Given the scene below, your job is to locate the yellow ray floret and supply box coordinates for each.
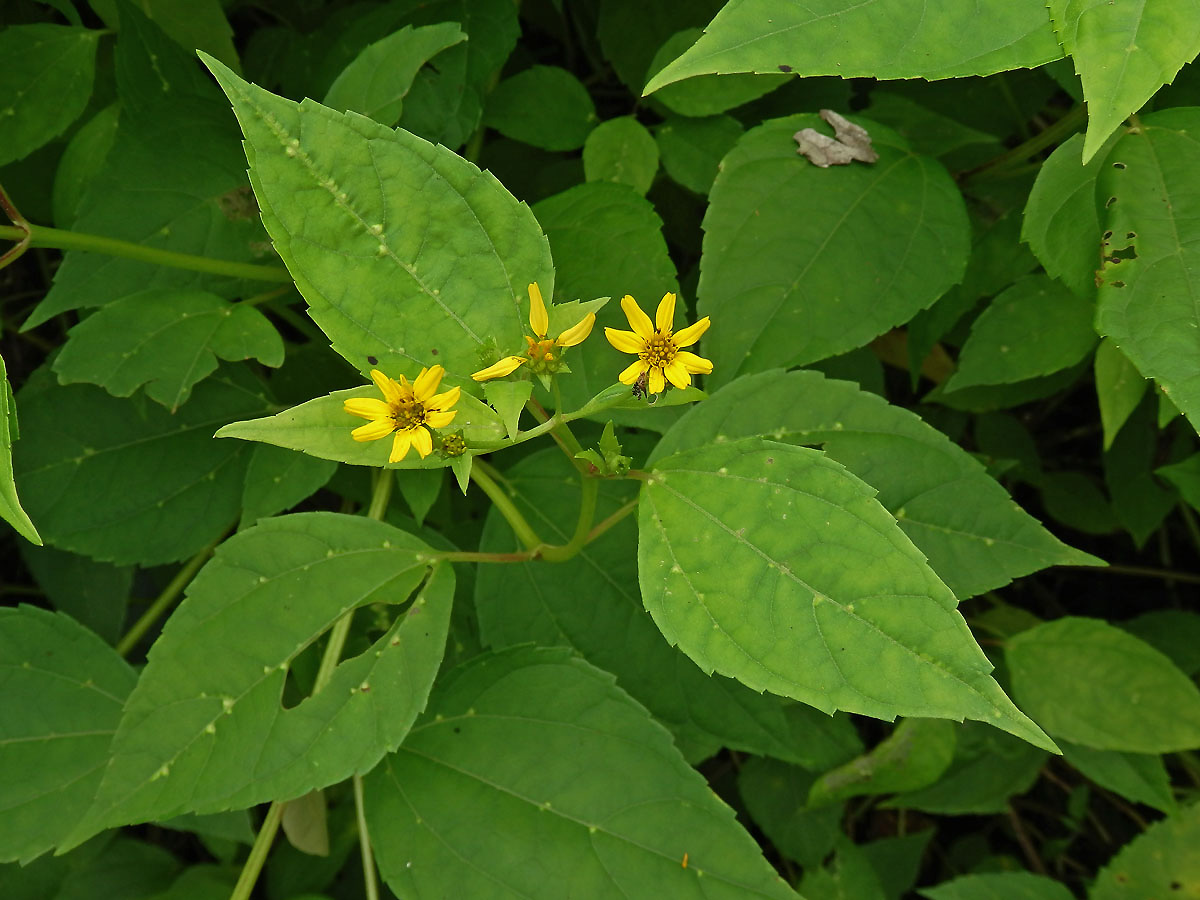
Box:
[344,366,461,463]
[604,292,712,395]
[471,282,596,381]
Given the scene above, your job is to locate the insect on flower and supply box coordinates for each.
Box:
[605,292,712,395]
[344,366,460,463]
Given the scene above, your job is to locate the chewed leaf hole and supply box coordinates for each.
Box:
[1106,196,1118,208]
[1126,231,1136,240]
[1110,280,1126,288]
[1110,245,1138,261]
[1112,161,1127,169]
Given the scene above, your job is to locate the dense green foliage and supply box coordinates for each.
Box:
[2,0,1199,898]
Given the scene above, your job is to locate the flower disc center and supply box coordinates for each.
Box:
[640,333,677,367]
[392,400,427,430]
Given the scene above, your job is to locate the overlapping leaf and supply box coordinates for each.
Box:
[1060,742,1175,814]
[651,370,1097,599]
[0,24,100,166]
[365,647,799,899]
[201,54,552,384]
[1091,803,1200,900]
[475,450,864,766]
[484,65,597,151]
[0,354,40,545]
[642,0,1063,94]
[1007,616,1200,752]
[1047,0,1200,162]
[53,289,284,410]
[698,115,969,384]
[0,606,137,864]
[583,117,660,195]
[11,369,264,565]
[639,437,1056,750]
[65,513,453,847]
[239,445,338,526]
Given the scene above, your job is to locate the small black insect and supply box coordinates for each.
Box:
[631,370,650,400]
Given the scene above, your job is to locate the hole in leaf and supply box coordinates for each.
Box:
[1126,231,1136,239]
[1111,245,1138,261]
[1110,281,1126,288]
[1112,161,1126,169]
[1106,196,1117,207]
[1103,230,1114,240]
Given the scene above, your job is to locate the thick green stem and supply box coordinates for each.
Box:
[470,460,544,551]
[960,104,1088,183]
[354,774,380,900]
[0,222,292,282]
[115,530,227,657]
[540,473,598,562]
[231,472,392,900]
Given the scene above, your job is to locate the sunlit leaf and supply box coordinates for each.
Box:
[1091,803,1200,900]
[639,437,1056,751]
[65,513,452,845]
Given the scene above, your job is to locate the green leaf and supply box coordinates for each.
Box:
[651,370,1098,599]
[12,370,263,565]
[201,53,553,384]
[800,837,887,900]
[699,115,969,384]
[0,24,100,166]
[484,65,598,151]
[1060,741,1175,814]
[1094,109,1200,433]
[642,0,1063,94]
[1047,0,1200,162]
[1006,616,1200,752]
[1022,133,1110,299]
[51,102,120,227]
[216,385,504,469]
[918,871,1075,900]
[640,437,1056,751]
[655,114,744,195]
[737,758,844,869]
[96,0,240,72]
[323,23,466,127]
[883,722,1046,815]
[1095,338,1148,449]
[365,646,799,899]
[863,93,1002,162]
[597,0,725,95]
[1091,802,1200,900]
[66,513,452,845]
[54,290,284,411]
[239,444,338,527]
[0,606,137,864]
[481,380,532,440]
[1104,394,1175,546]
[0,354,41,545]
[395,468,443,527]
[19,544,131,644]
[583,117,660,196]
[647,29,787,117]
[475,449,865,767]
[808,719,957,806]
[944,274,1098,391]
[859,831,935,900]
[1120,609,1200,676]
[394,0,519,150]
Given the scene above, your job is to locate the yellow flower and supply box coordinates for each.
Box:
[604,292,712,395]
[471,282,596,381]
[344,366,460,463]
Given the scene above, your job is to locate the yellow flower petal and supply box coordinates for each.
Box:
[371,369,404,404]
[604,327,644,354]
[556,312,595,347]
[471,356,527,381]
[647,366,666,395]
[671,316,710,348]
[411,426,434,459]
[344,397,392,420]
[427,385,461,411]
[676,350,713,374]
[389,430,412,462]
[620,294,654,339]
[618,358,648,385]
[352,419,395,442]
[426,409,457,429]
[655,292,676,333]
[413,364,444,400]
[664,359,691,389]
[528,282,549,338]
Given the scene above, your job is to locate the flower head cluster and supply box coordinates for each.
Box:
[605,292,712,395]
[344,366,460,463]
[472,282,595,381]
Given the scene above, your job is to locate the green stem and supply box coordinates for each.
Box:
[0,222,292,282]
[959,104,1088,182]
[1068,563,1200,586]
[230,802,286,900]
[539,473,598,562]
[231,472,392,900]
[585,498,638,544]
[354,774,380,900]
[469,460,544,551]
[1178,503,1200,557]
[115,530,226,657]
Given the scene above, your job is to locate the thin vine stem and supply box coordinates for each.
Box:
[0,221,292,282]
[354,774,380,900]
[469,459,544,551]
[1066,562,1200,586]
[958,103,1088,183]
[115,529,229,657]
[229,801,285,900]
